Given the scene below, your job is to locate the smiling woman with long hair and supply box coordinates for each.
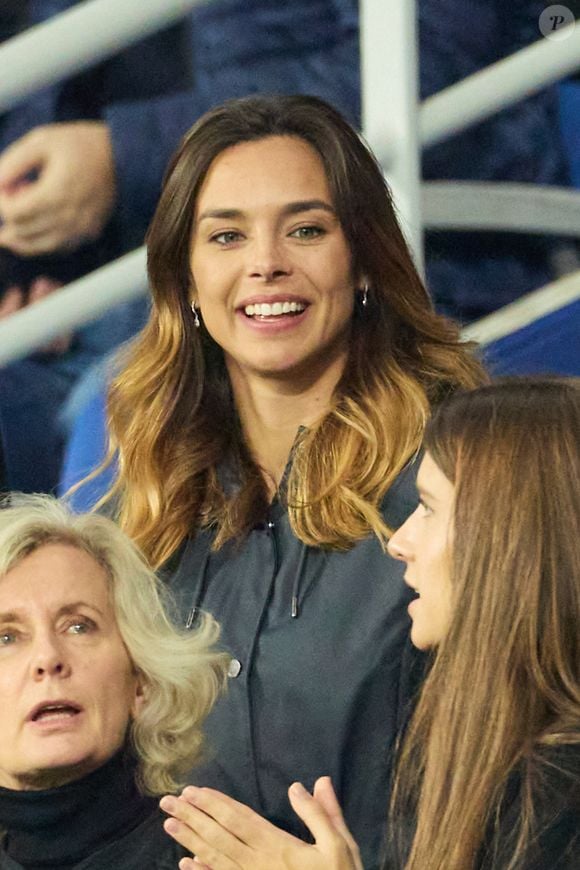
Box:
[160,377,579,870]
[96,94,484,867]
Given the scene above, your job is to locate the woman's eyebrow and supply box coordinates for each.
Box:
[198,208,243,222]
[416,485,438,503]
[0,610,20,623]
[0,602,106,622]
[282,199,336,216]
[57,602,105,618]
[197,199,336,223]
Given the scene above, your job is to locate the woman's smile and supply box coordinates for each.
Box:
[236,292,310,333]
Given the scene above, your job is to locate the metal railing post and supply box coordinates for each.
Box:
[360,0,423,271]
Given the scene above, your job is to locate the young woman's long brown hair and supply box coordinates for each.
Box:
[104,95,484,568]
[391,378,580,869]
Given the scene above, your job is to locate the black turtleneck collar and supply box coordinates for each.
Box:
[0,749,157,869]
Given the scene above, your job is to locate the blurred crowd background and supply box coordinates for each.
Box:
[0,0,578,496]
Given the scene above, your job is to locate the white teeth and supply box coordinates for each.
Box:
[244,301,306,317]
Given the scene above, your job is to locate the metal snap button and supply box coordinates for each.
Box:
[227,658,242,678]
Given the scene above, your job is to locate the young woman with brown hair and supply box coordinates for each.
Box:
[161,378,580,869]
[387,376,580,870]
[99,94,483,868]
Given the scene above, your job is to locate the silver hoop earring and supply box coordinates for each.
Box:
[191,301,200,329]
[361,283,369,307]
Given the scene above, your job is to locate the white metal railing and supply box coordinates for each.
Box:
[0,1,579,365]
[0,0,207,115]
[422,183,580,236]
[0,249,147,364]
[361,1,422,265]
[421,21,580,148]
[463,270,580,345]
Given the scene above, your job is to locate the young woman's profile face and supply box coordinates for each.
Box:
[0,544,142,789]
[388,453,455,650]
[189,135,356,386]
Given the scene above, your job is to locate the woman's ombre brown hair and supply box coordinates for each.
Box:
[103,95,484,567]
[391,377,580,869]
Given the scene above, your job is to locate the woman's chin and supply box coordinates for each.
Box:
[1,746,107,791]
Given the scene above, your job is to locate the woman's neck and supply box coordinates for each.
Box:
[0,749,155,867]
[227,359,345,492]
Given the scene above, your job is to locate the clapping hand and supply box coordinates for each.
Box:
[160,776,363,870]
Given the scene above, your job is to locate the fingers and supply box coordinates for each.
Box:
[161,794,245,870]
[161,787,306,870]
[0,223,80,256]
[0,277,70,353]
[0,122,115,255]
[288,781,361,869]
[0,132,45,192]
[287,782,340,848]
[179,786,297,849]
[310,779,362,870]
[179,859,212,870]
[0,286,24,318]
[312,778,351,838]
[28,277,61,302]
[28,278,72,354]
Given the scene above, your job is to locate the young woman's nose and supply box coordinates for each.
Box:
[247,233,291,281]
[387,519,414,563]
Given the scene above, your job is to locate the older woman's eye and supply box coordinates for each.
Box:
[0,631,17,646]
[290,225,324,240]
[67,619,96,636]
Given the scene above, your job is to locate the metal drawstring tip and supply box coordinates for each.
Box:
[186,607,197,629]
[291,596,299,618]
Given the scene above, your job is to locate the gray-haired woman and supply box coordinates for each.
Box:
[0,494,228,869]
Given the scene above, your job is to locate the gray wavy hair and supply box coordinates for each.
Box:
[0,494,228,795]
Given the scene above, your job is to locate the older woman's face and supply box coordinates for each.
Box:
[0,543,142,790]
[190,135,356,387]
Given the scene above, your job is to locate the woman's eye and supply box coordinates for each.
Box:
[66,619,96,636]
[0,631,17,646]
[211,231,242,246]
[290,225,324,240]
[419,500,433,518]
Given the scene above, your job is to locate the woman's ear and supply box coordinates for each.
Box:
[131,676,147,719]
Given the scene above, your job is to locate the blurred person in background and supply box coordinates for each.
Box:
[0,7,193,492]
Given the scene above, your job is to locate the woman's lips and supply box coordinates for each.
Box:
[26,700,83,728]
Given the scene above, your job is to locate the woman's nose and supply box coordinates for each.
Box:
[247,235,291,281]
[387,523,412,563]
[32,635,70,680]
